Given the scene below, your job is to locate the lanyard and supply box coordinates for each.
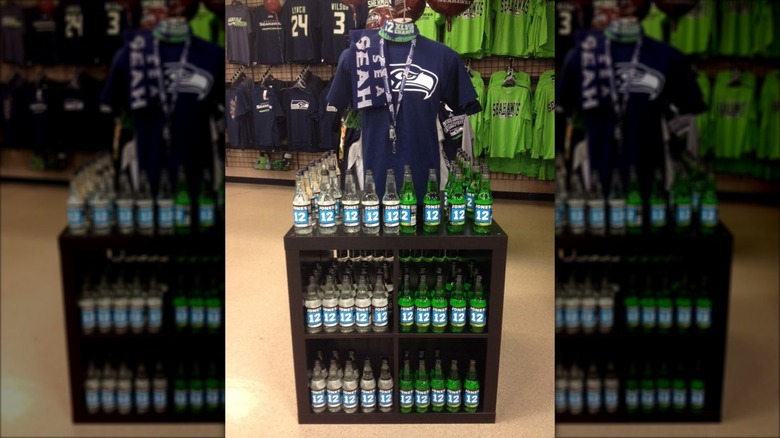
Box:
[153,36,190,152]
[379,37,416,154]
[604,36,642,152]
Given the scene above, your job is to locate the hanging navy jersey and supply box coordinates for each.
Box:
[555,0,593,67]
[251,85,284,149]
[251,5,285,65]
[283,87,319,150]
[282,0,321,64]
[96,1,132,65]
[24,7,60,66]
[319,82,342,151]
[19,79,65,153]
[320,0,367,65]
[0,4,25,66]
[58,0,99,64]
[226,2,252,65]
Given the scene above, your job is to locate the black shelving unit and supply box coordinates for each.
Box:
[284,222,508,424]
[555,223,733,423]
[58,228,225,423]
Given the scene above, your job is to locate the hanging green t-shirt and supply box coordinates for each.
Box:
[444,0,491,58]
[641,3,665,41]
[753,0,776,57]
[469,69,487,157]
[669,0,714,55]
[718,0,756,57]
[416,5,444,42]
[190,3,225,46]
[709,70,758,158]
[532,70,555,160]
[483,71,532,159]
[529,0,554,57]
[758,70,780,160]
[492,0,533,56]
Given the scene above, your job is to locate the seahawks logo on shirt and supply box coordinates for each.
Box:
[460,1,484,19]
[161,62,214,101]
[614,62,666,101]
[291,99,310,110]
[227,17,248,27]
[389,64,439,100]
[500,0,528,15]
[256,102,272,113]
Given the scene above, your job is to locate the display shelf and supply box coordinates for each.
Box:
[72,412,225,424]
[285,221,508,424]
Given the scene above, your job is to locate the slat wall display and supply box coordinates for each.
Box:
[224,0,554,195]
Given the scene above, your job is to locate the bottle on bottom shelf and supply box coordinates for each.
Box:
[312,351,392,414]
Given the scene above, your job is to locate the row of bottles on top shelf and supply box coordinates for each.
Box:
[555,266,714,335]
[556,162,719,235]
[85,358,224,415]
[79,254,224,335]
[555,359,707,415]
[293,151,494,236]
[67,153,223,235]
[307,349,481,414]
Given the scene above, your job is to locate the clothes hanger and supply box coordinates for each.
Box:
[503,58,516,87]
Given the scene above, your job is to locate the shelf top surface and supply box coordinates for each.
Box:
[59,227,225,249]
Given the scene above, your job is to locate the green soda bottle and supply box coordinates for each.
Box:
[189,363,204,414]
[695,275,713,332]
[398,273,414,333]
[423,169,441,233]
[399,359,414,413]
[673,167,692,231]
[469,274,488,333]
[445,359,462,413]
[690,361,705,412]
[188,275,205,334]
[466,164,480,219]
[674,275,693,332]
[198,169,216,232]
[625,362,639,414]
[174,165,191,234]
[649,169,667,231]
[447,168,466,233]
[414,274,431,333]
[205,275,222,334]
[414,358,430,413]
[624,273,640,332]
[174,363,187,413]
[626,165,643,233]
[672,362,688,412]
[463,359,480,413]
[399,165,417,234]
[431,274,448,333]
[640,274,657,333]
[657,274,674,334]
[657,362,671,412]
[640,362,655,414]
[449,274,467,333]
[462,156,472,193]
[430,358,446,412]
[205,363,220,413]
[173,275,189,332]
[473,165,493,234]
[699,166,718,232]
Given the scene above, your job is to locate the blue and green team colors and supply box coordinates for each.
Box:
[718,0,759,57]
[444,0,491,58]
[668,0,714,55]
[469,70,487,157]
[758,71,780,160]
[640,3,665,42]
[528,0,554,57]
[532,70,555,160]
[416,5,444,42]
[492,0,533,56]
[482,71,532,159]
[707,71,758,159]
[226,2,252,65]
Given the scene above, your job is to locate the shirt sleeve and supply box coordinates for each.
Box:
[557,46,581,115]
[100,46,129,112]
[442,50,481,116]
[326,48,352,110]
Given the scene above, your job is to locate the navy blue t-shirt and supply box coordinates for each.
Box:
[24,7,60,66]
[282,86,319,150]
[96,0,132,65]
[251,85,284,149]
[282,0,321,63]
[19,78,65,153]
[319,82,341,151]
[58,0,100,65]
[251,4,285,65]
[320,0,367,65]
[558,30,705,195]
[327,31,480,199]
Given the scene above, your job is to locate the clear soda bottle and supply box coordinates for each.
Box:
[382,169,401,234]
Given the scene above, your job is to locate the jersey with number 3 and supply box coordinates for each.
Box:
[283,0,321,64]
[321,0,366,65]
[97,1,130,64]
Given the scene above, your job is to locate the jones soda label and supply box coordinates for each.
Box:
[464,388,479,408]
[399,305,414,326]
[626,205,642,226]
[691,388,705,408]
[326,388,341,408]
[86,389,99,411]
[342,388,358,409]
[174,205,190,226]
[81,309,96,330]
[360,388,376,407]
[399,389,414,408]
[159,205,174,227]
[113,307,128,327]
[68,206,85,228]
[568,390,582,411]
[568,205,585,228]
[626,305,640,327]
[626,389,639,409]
[129,307,144,328]
[446,388,461,407]
[97,306,111,328]
[696,306,712,328]
[338,305,355,327]
[642,306,656,326]
[449,203,466,225]
[174,389,187,408]
[373,305,388,326]
[117,390,131,411]
[466,192,475,211]
[673,388,687,408]
[564,306,580,328]
[93,206,110,228]
[189,391,202,408]
[118,205,133,227]
[658,307,673,328]
[658,388,671,407]
[137,205,154,228]
[424,204,440,225]
[384,204,400,227]
[474,204,492,226]
[432,307,447,327]
[650,203,666,226]
[600,307,613,328]
[318,204,336,227]
[555,389,566,409]
[148,307,162,327]
[605,389,618,410]
[101,389,115,409]
[701,205,717,227]
[641,389,655,407]
[153,389,167,408]
[414,389,429,407]
[175,305,188,327]
[469,306,486,328]
[293,205,310,227]
[322,305,338,328]
[207,389,219,407]
[677,305,692,327]
[415,306,430,325]
[587,389,601,409]
[355,305,371,327]
[363,204,380,227]
[431,388,445,407]
[609,204,625,227]
[200,205,215,226]
[450,306,466,327]
[400,204,416,226]
[589,206,605,227]
[379,388,393,408]
[191,306,205,327]
[306,307,322,328]
[343,203,360,226]
[207,307,222,328]
[676,204,691,226]
[581,305,596,329]
[136,390,150,410]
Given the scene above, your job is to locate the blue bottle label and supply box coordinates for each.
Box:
[626,305,640,327]
[153,389,167,408]
[129,308,144,328]
[207,307,222,328]
[137,206,154,228]
[609,206,625,227]
[673,388,687,407]
[642,306,656,326]
[158,206,173,227]
[93,206,110,228]
[589,206,605,227]
[363,204,380,226]
[373,305,388,326]
[658,388,671,407]
[696,307,712,328]
[431,388,445,406]
[555,389,566,409]
[148,307,162,327]
[469,306,486,328]
[174,205,190,226]
[338,305,355,326]
[701,205,717,227]
[650,203,666,226]
[587,389,601,409]
[200,205,215,225]
[432,306,448,327]
[190,306,205,326]
[676,306,692,327]
[318,204,336,227]
[101,389,115,408]
[86,389,99,410]
[135,390,150,410]
[206,389,219,407]
[691,389,705,408]
[400,204,416,226]
[68,206,84,227]
[379,388,393,407]
[360,388,376,407]
[450,306,466,326]
[113,307,128,326]
[97,307,112,327]
[118,206,133,227]
[466,192,475,210]
[415,306,431,325]
[355,305,371,327]
[424,204,440,226]
[658,308,673,328]
[449,203,466,225]
[600,307,614,328]
[189,390,202,408]
[474,204,492,226]
[322,306,338,327]
[415,389,429,407]
[326,388,341,408]
[117,390,131,410]
[342,388,358,409]
[605,389,618,409]
[343,204,360,226]
[626,205,642,226]
[626,389,639,408]
[581,307,596,329]
[175,305,188,326]
[399,389,414,408]
[641,389,655,407]
[81,309,96,330]
[174,389,187,408]
[564,306,580,328]
[464,388,479,408]
[384,204,400,227]
[306,307,322,328]
[400,305,414,325]
[446,388,461,407]
[676,203,691,225]
[568,390,582,410]
[568,206,585,228]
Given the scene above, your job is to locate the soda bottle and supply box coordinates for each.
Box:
[626,165,643,233]
[672,362,688,412]
[136,170,154,235]
[85,361,100,414]
[317,169,337,234]
[304,275,323,334]
[466,164,480,219]
[580,274,597,334]
[608,168,626,235]
[173,275,188,332]
[360,359,377,413]
[100,361,117,413]
[430,358,446,412]
[604,362,619,413]
[399,358,414,413]
[673,166,692,231]
[112,273,129,334]
[292,169,313,234]
[342,360,359,414]
[690,361,705,412]
[640,362,655,413]
[116,174,134,234]
[674,275,693,332]
[146,275,163,333]
[695,275,712,332]
[173,363,188,413]
[361,170,381,234]
[152,361,168,413]
[354,277,372,332]
[378,358,394,412]
[189,276,205,334]
[205,276,222,334]
[382,169,401,234]
[414,358,430,413]
[310,361,327,413]
[657,275,674,333]
[174,165,191,234]
[585,361,602,414]
[415,274,432,333]
[371,276,389,332]
[115,362,133,415]
[563,275,581,334]
[341,170,361,233]
[555,362,568,413]
[67,179,87,234]
[338,276,356,333]
[447,168,466,233]
[586,170,606,235]
[96,272,113,334]
[555,166,568,234]
[568,362,584,415]
[463,359,480,413]
[699,165,718,231]
[128,273,145,334]
[328,165,342,226]
[624,272,640,332]
[597,275,615,333]
[445,359,462,413]
[625,362,640,414]
[449,274,467,333]
[640,274,657,332]
[649,169,667,231]
[197,169,216,232]
[79,276,96,335]
[473,165,493,234]
[326,361,342,412]
[398,273,415,333]
[205,363,220,413]
[567,174,586,235]
[469,274,487,333]
[321,276,339,333]
[657,362,671,412]
[431,274,448,333]
[91,178,111,235]
[134,362,150,414]
[423,169,441,233]
[157,169,174,234]
[400,165,418,234]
